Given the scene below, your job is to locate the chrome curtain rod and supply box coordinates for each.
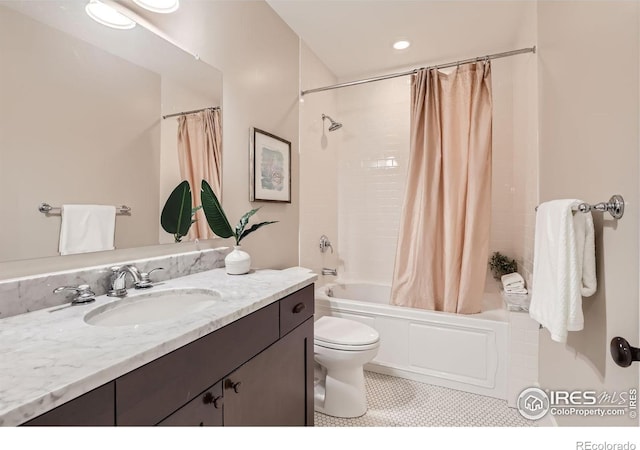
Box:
[301,46,536,96]
[162,106,220,120]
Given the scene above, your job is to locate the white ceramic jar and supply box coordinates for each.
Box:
[225,246,251,275]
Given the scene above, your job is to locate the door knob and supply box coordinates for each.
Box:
[225,379,242,393]
[610,337,640,367]
[202,391,222,408]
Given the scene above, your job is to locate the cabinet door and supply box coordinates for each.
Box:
[223,317,313,426]
[157,381,223,426]
[116,302,279,425]
[23,382,115,426]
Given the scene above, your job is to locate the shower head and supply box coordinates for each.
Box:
[322,114,342,132]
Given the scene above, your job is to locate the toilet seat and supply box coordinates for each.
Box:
[314,340,380,352]
[314,316,379,351]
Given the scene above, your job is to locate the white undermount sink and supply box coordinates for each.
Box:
[84,288,221,327]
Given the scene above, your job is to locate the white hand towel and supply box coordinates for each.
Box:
[59,205,116,256]
[529,199,596,343]
[573,208,597,297]
[501,272,525,288]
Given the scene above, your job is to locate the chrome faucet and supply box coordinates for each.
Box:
[108,265,140,297]
[108,265,164,297]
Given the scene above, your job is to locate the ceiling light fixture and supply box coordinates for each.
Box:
[133,0,180,14]
[85,0,136,29]
[393,40,411,50]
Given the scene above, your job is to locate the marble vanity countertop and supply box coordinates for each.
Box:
[0,267,317,426]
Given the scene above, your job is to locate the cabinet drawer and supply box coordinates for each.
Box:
[158,382,223,426]
[116,302,279,426]
[24,382,115,426]
[279,284,314,337]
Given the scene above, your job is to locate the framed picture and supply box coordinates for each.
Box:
[250,127,291,203]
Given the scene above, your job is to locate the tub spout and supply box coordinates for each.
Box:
[322,267,337,276]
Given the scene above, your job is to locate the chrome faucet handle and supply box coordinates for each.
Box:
[53,284,96,305]
[135,267,164,289]
[319,235,334,254]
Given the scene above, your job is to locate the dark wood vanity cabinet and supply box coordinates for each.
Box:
[223,318,313,426]
[23,284,314,427]
[157,381,223,426]
[24,382,115,426]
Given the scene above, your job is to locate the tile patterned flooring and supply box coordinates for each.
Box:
[314,371,537,427]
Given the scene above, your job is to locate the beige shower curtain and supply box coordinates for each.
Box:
[390,62,492,314]
[177,108,222,240]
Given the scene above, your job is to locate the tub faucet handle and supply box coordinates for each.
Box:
[319,235,333,254]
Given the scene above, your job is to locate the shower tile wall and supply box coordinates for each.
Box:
[336,77,410,283]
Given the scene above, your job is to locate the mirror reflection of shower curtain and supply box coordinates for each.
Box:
[390,62,492,314]
[177,108,222,240]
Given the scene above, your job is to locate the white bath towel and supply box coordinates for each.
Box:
[529,199,596,343]
[59,205,116,256]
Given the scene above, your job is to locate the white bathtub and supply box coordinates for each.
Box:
[315,282,509,400]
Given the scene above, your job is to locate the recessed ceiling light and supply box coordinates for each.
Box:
[85,0,136,29]
[133,0,180,14]
[393,40,411,50]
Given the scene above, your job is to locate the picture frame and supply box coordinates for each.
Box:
[249,127,291,203]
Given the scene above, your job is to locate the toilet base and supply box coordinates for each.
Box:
[314,366,368,418]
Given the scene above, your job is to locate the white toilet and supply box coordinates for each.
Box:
[313,316,380,418]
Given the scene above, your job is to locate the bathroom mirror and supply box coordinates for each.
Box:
[0,1,222,263]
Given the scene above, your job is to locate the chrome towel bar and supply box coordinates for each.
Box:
[38,203,131,215]
[535,194,625,219]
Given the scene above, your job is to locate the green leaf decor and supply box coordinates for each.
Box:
[201,179,278,245]
[161,180,193,243]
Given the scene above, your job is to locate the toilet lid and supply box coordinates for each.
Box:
[314,316,379,346]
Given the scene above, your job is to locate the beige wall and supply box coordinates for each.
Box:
[537,1,639,426]
[299,42,339,279]
[0,6,160,263]
[125,0,300,270]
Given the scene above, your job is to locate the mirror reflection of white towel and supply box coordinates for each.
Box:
[59,205,116,255]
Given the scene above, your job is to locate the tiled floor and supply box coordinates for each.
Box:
[314,371,537,427]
